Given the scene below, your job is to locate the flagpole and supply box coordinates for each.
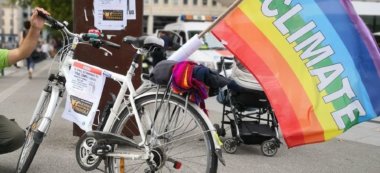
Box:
[198,0,243,38]
[168,0,243,62]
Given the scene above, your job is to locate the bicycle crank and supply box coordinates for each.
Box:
[75,131,140,171]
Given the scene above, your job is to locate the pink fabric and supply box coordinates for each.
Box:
[171,61,208,115]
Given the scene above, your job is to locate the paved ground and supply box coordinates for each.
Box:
[0,59,380,173]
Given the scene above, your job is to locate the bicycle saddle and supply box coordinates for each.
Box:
[123,35,147,48]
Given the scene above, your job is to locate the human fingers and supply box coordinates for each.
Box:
[30,7,49,30]
[32,7,50,16]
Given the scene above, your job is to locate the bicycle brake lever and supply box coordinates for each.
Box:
[77,42,112,56]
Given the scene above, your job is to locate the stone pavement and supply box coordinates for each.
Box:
[0,58,379,173]
[338,116,380,146]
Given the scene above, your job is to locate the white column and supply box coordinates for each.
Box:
[147,15,154,35]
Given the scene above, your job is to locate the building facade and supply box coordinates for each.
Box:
[143,0,380,35]
[0,5,24,48]
[143,0,228,35]
[352,0,380,33]
[1,0,379,43]
[0,0,31,49]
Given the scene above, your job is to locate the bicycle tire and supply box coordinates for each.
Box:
[16,131,43,173]
[16,91,51,173]
[107,93,218,173]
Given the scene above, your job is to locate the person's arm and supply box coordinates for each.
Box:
[7,7,49,65]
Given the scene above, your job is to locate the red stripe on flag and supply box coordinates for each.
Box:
[216,50,233,57]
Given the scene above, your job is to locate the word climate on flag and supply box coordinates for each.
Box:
[212,0,380,147]
[262,1,366,129]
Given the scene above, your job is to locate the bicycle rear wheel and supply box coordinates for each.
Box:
[16,90,51,173]
[107,93,218,173]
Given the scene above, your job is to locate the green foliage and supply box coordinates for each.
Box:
[3,0,73,40]
[30,0,73,38]
[31,0,73,27]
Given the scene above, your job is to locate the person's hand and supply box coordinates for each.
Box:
[30,7,50,31]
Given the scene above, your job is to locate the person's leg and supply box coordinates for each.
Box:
[30,60,35,73]
[27,58,33,79]
[0,115,25,154]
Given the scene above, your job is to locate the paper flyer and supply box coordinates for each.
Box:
[62,61,106,131]
[93,0,129,30]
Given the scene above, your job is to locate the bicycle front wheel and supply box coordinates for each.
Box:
[107,93,218,173]
[16,89,51,173]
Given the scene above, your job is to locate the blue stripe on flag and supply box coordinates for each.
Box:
[313,0,380,119]
[291,0,378,120]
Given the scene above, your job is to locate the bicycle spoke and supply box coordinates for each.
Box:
[126,161,145,173]
[107,94,217,172]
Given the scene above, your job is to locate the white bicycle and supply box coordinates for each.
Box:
[16,12,224,173]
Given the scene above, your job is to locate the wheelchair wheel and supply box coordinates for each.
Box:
[261,139,278,157]
[223,138,238,154]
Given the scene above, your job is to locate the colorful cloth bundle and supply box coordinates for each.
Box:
[171,61,209,114]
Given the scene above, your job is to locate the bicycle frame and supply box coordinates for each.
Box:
[29,26,223,164]
[60,37,153,152]
[16,12,227,173]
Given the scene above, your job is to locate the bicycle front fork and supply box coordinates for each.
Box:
[30,84,64,137]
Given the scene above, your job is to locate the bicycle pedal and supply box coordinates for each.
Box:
[93,144,112,156]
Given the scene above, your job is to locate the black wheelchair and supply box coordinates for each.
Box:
[214,57,282,156]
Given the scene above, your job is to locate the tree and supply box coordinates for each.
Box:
[7,0,73,47]
[28,0,73,39]
[7,0,73,29]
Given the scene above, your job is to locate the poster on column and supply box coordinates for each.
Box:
[93,0,129,30]
[62,61,106,131]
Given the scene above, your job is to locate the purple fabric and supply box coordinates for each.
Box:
[171,61,208,105]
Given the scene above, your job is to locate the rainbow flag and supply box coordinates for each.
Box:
[212,0,380,147]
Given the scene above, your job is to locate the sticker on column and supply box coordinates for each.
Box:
[62,61,106,131]
[126,0,136,20]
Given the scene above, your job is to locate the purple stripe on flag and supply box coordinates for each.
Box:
[341,0,380,76]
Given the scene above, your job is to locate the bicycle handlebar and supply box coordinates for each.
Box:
[37,10,121,49]
[37,10,65,30]
[86,38,121,49]
[103,40,121,49]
